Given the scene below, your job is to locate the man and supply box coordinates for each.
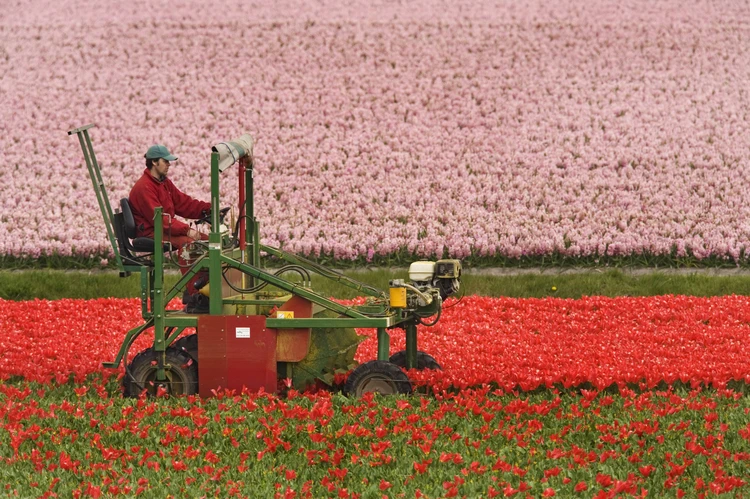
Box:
[129,144,210,312]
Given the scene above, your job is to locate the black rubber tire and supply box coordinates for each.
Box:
[344,360,412,397]
[389,350,442,370]
[173,334,198,362]
[123,347,198,398]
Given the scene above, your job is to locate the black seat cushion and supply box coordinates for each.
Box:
[120,198,138,239]
[132,237,156,252]
[130,237,172,252]
[119,198,173,253]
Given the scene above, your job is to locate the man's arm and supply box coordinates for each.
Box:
[169,181,212,222]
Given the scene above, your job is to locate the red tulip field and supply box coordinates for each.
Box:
[2,295,750,497]
[4,0,750,496]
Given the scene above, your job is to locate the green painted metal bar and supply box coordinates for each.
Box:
[165,326,187,347]
[152,208,165,349]
[163,315,198,327]
[163,327,175,347]
[149,267,156,314]
[152,208,168,382]
[83,131,117,231]
[210,152,221,235]
[261,245,385,299]
[223,299,287,306]
[253,219,260,286]
[220,255,371,319]
[159,309,397,329]
[377,328,390,361]
[405,322,418,369]
[147,242,209,321]
[102,318,154,369]
[68,124,95,135]
[209,152,223,315]
[267,318,393,328]
[163,256,207,305]
[140,268,150,319]
[68,125,124,270]
[209,246,223,316]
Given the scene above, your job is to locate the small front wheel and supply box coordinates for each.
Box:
[344,360,412,397]
[123,347,198,397]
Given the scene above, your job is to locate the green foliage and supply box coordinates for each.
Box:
[0,270,180,300]
[1,377,749,498]
[461,269,750,299]
[4,268,750,301]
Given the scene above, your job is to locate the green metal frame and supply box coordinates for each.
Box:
[70,125,429,383]
[68,125,124,271]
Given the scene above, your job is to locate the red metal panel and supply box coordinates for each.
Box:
[197,315,276,397]
[226,316,276,393]
[274,295,312,362]
[196,315,227,398]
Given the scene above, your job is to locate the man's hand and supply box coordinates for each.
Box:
[187,228,203,240]
[195,207,230,226]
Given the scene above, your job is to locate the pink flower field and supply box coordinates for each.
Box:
[2,0,750,262]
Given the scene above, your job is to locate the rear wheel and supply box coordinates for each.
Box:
[344,360,412,397]
[389,350,441,370]
[173,333,198,361]
[123,347,198,397]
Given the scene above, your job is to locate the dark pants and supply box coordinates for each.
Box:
[165,233,208,296]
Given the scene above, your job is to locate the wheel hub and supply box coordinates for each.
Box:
[357,375,397,396]
[141,366,183,395]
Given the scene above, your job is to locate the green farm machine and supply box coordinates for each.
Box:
[68,125,461,397]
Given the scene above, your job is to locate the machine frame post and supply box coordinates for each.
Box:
[405,321,418,369]
[209,152,223,315]
[377,328,390,361]
[139,268,150,318]
[152,207,168,382]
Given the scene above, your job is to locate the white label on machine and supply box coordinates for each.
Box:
[235,327,250,339]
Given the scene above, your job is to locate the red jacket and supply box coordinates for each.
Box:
[129,169,211,238]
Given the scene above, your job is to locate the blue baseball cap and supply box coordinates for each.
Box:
[145,144,178,161]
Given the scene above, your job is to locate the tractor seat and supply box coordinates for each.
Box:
[115,198,172,266]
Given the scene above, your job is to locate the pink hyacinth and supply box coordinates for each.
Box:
[1,0,749,262]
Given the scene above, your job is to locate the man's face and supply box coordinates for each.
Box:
[151,158,171,179]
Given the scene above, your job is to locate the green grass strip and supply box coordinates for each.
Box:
[2,268,750,301]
